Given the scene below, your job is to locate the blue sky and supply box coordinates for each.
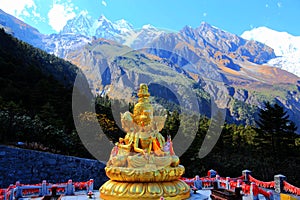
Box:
[0,0,299,36]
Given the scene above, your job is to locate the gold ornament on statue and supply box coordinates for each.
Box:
[100,83,190,200]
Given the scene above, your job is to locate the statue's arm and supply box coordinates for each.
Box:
[133,134,145,154]
[157,133,165,149]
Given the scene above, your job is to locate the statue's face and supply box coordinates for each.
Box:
[140,84,148,93]
[121,112,133,131]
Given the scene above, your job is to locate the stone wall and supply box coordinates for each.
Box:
[0,145,108,188]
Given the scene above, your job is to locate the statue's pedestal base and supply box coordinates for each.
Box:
[100,180,190,199]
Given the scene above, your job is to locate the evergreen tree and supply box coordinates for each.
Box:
[256,102,297,152]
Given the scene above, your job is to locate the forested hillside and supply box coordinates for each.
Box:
[0,28,90,157]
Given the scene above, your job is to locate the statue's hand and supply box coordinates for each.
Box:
[142,149,148,155]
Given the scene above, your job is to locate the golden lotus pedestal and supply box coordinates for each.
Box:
[100,165,191,199]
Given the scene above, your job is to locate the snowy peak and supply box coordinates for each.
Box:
[61,10,94,36]
[61,13,134,38]
[96,14,114,28]
[98,14,108,21]
[241,26,300,77]
[141,24,157,30]
[241,26,300,56]
[115,19,134,33]
[94,15,119,38]
[59,12,161,48]
[96,16,134,33]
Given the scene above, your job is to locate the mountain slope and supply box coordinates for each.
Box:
[0,28,96,158]
[142,22,292,87]
[64,38,210,110]
[0,9,43,49]
[42,33,91,58]
[63,34,300,130]
[0,28,78,87]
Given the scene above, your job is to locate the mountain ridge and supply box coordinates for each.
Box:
[1,9,300,131]
[0,9,44,49]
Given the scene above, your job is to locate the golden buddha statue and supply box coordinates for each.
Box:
[100,83,190,200]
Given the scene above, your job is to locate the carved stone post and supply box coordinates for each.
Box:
[226,177,230,190]
[39,180,49,196]
[215,175,220,189]
[87,179,94,194]
[274,174,286,193]
[15,181,22,199]
[65,179,75,195]
[242,170,251,182]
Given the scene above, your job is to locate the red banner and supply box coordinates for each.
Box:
[249,175,275,188]
[283,181,300,196]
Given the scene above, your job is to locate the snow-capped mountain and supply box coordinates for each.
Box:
[241,27,300,77]
[61,13,134,39]
[59,13,165,49]
[114,19,134,33]
[61,10,94,36]
[94,15,121,39]
[123,24,165,49]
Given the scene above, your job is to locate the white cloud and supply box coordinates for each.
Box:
[203,12,207,17]
[0,0,36,18]
[48,3,76,32]
[102,0,107,7]
[22,10,30,17]
[0,0,44,25]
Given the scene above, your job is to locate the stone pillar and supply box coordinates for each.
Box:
[242,170,251,182]
[215,175,220,189]
[87,179,94,194]
[15,181,22,199]
[226,177,230,190]
[65,179,75,195]
[274,174,286,193]
[39,180,49,196]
